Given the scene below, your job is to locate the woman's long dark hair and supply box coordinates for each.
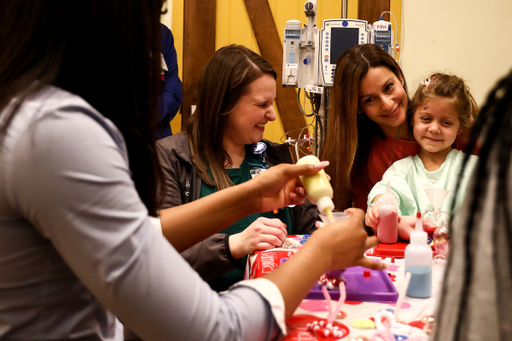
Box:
[0,0,163,215]
[436,70,512,340]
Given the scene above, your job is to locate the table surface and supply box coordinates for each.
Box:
[247,236,446,341]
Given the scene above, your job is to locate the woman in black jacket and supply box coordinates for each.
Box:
[157,45,320,292]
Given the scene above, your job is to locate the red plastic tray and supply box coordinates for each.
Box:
[369,241,409,258]
[368,239,436,259]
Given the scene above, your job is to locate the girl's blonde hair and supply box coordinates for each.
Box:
[409,73,479,130]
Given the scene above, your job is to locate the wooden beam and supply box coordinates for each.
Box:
[243,0,308,140]
[358,0,390,24]
[181,0,216,127]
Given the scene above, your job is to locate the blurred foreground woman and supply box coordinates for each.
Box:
[0,1,384,340]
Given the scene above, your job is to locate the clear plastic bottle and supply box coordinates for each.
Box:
[433,220,450,261]
[296,155,334,218]
[376,182,398,244]
[405,212,433,298]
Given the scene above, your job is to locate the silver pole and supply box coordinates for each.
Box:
[341,0,348,19]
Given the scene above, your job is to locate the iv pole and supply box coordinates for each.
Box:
[302,0,349,157]
[315,0,348,156]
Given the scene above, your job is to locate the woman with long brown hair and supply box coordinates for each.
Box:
[157,44,320,292]
[321,44,418,212]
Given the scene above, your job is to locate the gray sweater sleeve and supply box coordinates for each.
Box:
[156,138,235,279]
[4,94,283,341]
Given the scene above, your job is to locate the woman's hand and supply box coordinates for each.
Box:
[304,208,384,272]
[228,217,287,259]
[250,162,329,213]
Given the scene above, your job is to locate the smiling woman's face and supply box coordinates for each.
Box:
[358,66,408,132]
[223,74,277,147]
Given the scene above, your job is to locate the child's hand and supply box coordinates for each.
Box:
[422,217,438,234]
[397,216,415,240]
[397,216,437,240]
[365,203,381,228]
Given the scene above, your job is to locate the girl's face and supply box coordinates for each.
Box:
[223,74,277,147]
[412,98,460,158]
[358,66,408,132]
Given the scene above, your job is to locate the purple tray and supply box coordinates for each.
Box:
[305,266,398,303]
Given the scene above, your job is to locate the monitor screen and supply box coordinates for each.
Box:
[286,29,301,35]
[329,27,359,63]
[375,31,390,38]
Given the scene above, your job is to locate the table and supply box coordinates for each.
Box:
[246,236,446,340]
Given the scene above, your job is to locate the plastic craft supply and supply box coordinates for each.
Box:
[374,309,411,335]
[433,221,450,262]
[318,275,346,336]
[394,272,412,322]
[352,319,375,329]
[369,241,409,258]
[285,314,349,340]
[281,241,297,249]
[319,211,351,224]
[421,314,436,335]
[327,282,346,325]
[318,271,345,291]
[377,182,399,244]
[423,188,450,227]
[296,155,334,217]
[306,320,347,338]
[369,239,436,259]
[307,265,398,302]
[405,212,433,298]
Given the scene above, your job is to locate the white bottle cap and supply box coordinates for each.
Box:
[381,193,394,205]
[317,196,335,214]
[410,230,428,245]
[382,181,394,205]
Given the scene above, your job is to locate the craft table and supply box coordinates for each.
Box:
[246,236,446,341]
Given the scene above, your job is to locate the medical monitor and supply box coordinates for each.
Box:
[320,19,370,86]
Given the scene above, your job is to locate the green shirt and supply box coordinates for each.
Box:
[200,152,292,292]
[367,149,478,217]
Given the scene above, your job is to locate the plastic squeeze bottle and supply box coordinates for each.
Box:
[404,212,433,298]
[376,182,398,244]
[296,155,335,221]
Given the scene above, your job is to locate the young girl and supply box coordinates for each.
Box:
[365,73,479,239]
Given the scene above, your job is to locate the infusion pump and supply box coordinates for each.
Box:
[283,18,392,89]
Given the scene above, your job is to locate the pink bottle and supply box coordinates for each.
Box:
[377,182,398,244]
